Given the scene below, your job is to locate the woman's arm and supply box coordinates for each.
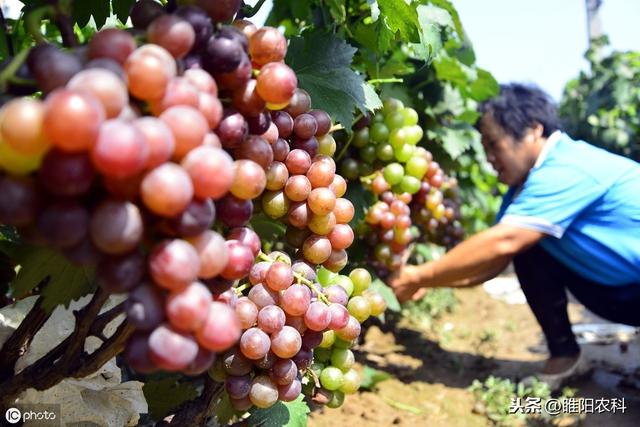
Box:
[389,223,544,302]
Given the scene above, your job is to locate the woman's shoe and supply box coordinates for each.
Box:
[519,352,591,391]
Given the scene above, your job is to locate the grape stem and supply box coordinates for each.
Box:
[241,0,269,18]
[335,113,365,161]
[0,48,30,92]
[24,5,54,44]
[257,251,331,305]
[234,283,249,295]
[368,78,403,85]
[335,131,354,162]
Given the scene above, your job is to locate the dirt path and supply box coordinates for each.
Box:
[308,281,640,427]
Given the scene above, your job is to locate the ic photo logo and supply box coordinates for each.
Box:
[5,407,21,424]
[4,406,58,424]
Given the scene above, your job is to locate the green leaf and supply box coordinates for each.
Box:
[143,377,199,421]
[0,226,19,242]
[215,392,237,425]
[439,127,473,159]
[248,395,310,427]
[1,243,95,313]
[250,213,287,241]
[343,180,376,228]
[411,5,442,62]
[360,365,392,390]
[468,68,499,101]
[325,0,346,24]
[424,0,464,37]
[286,30,382,126]
[377,0,420,43]
[73,0,110,29]
[370,278,401,312]
[434,56,469,87]
[73,0,93,28]
[112,0,136,24]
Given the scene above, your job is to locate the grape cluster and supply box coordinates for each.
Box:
[336,97,464,274]
[206,257,384,410]
[0,0,383,412]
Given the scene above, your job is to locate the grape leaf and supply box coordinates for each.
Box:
[359,365,392,390]
[143,377,199,421]
[0,242,95,314]
[250,213,287,242]
[343,180,376,229]
[370,278,401,312]
[215,392,237,426]
[112,0,136,24]
[248,395,309,427]
[0,225,19,242]
[286,30,382,127]
[377,0,420,43]
[468,68,500,101]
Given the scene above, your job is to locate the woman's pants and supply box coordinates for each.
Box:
[512,244,640,357]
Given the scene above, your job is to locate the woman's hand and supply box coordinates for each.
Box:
[387,264,429,303]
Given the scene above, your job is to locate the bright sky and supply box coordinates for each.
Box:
[451,0,640,101]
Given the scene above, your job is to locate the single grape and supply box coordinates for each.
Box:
[166,281,212,331]
[197,302,242,352]
[240,327,271,360]
[148,324,199,371]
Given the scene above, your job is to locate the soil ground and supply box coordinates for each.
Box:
[308,276,640,427]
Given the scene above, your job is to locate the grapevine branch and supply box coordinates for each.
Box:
[0,292,51,382]
[258,251,330,304]
[0,290,132,406]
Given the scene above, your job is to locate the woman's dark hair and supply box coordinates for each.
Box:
[478,83,561,140]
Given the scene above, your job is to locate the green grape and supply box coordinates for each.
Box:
[319,330,336,348]
[333,337,355,349]
[400,175,421,194]
[329,275,354,296]
[347,296,371,322]
[315,346,332,361]
[391,183,403,194]
[394,144,414,163]
[352,128,370,148]
[340,369,361,394]
[401,107,419,126]
[330,348,355,371]
[349,268,371,295]
[359,145,377,164]
[318,134,336,156]
[372,112,385,123]
[389,128,407,149]
[382,98,404,115]
[375,143,395,161]
[327,390,345,408]
[317,267,337,286]
[405,156,429,179]
[383,163,404,186]
[340,158,359,180]
[374,243,391,262]
[262,190,290,218]
[384,111,405,130]
[369,122,389,143]
[0,141,43,175]
[358,162,374,177]
[320,367,345,391]
[405,125,423,145]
